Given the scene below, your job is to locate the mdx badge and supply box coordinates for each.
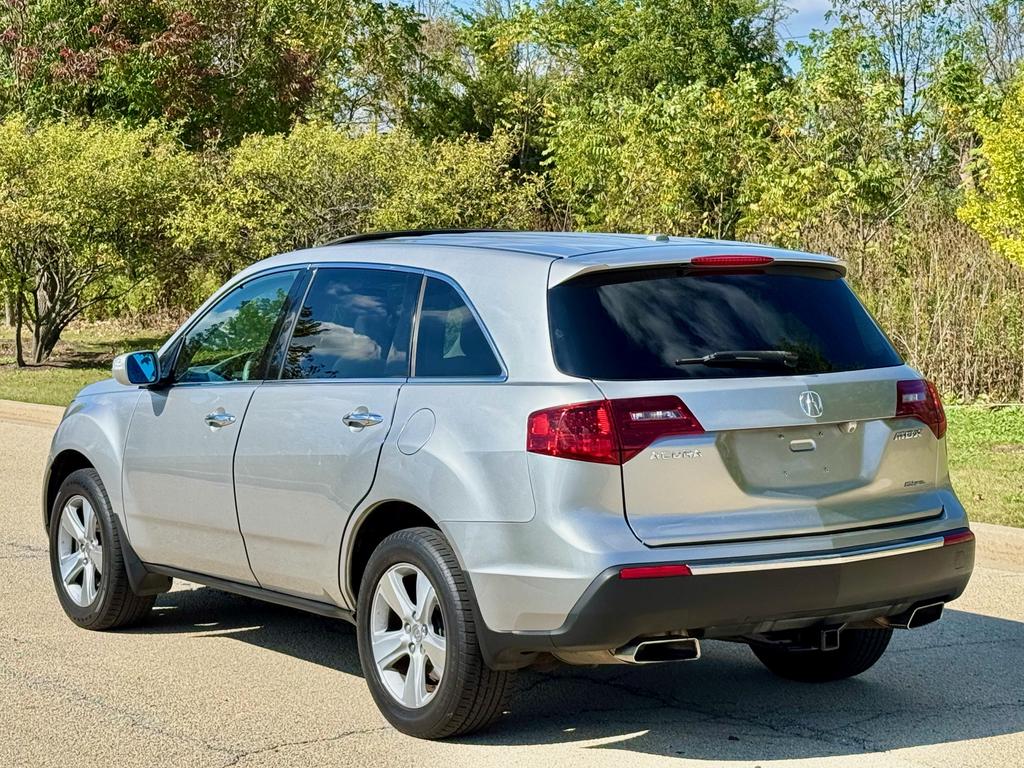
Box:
[799,390,824,418]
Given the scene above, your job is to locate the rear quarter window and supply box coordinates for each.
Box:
[548,266,903,380]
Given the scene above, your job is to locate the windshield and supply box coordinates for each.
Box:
[548,266,903,380]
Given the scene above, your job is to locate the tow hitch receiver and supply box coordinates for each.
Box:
[820,626,842,651]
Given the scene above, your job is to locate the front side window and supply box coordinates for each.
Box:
[174,271,298,383]
[283,268,420,380]
[414,277,502,378]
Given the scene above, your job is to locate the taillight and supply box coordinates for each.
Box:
[527,396,704,465]
[690,254,774,267]
[609,396,704,461]
[895,379,947,438]
[526,400,618,464]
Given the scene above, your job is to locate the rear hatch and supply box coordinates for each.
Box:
[548,258,947,547]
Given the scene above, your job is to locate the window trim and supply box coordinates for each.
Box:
[161,266,304,388]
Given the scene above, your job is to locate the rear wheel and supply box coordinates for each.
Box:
[48,469,157,630]
[356,527,513,738]
[751,627,893,682]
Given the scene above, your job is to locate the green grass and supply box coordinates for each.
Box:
[0,323,171,407]
[947,405,1024,529]
[1,323,1022,527]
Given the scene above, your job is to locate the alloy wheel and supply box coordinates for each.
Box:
[56,495,104,607]
[369,563,447,709]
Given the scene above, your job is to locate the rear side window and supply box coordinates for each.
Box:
[282,268,420,380]
[549,267,903,380]
[414,277,502,378]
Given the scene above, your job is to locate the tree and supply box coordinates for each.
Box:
[0,116,195,364]
[545,73,773,235]
[738,18,920,248]
[960,80,1024,266]
[172,122,543,275]
[0,0,430,147]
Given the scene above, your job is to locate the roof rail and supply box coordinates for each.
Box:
[323,229,501,246]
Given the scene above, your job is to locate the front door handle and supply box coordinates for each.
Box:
[204,409,237,429]
[343,407,384,430]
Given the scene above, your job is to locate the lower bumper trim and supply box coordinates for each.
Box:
[472,533,975,670]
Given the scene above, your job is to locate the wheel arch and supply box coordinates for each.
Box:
[44,393,140,534]
[344,499,442,606]
[44,449,95,531]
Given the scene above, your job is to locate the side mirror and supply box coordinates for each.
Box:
[112,351,160,386]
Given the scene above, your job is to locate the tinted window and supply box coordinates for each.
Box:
[174,271,298,383]
[415,278,501,378]
[283,268,420,380]
[549,267,903,380]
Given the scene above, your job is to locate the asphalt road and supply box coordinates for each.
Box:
[3,410,1024,768]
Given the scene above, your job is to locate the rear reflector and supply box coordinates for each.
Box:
[943,529,975,547]
[895,379,947,438]
[619,564,692,580]
[690,254,774,267]
[527,396,704,465]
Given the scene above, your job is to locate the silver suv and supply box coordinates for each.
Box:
[44,231,975,738]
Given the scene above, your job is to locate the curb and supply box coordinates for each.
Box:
[973,521,1024,572]
[0,399,64,428]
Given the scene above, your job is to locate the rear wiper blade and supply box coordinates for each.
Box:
[674,350,799,368]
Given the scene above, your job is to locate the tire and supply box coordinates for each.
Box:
[48,468,157,630]
[356,527,513,739]
[751,627,894,682]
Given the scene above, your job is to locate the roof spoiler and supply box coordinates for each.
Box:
[549,246,847,286]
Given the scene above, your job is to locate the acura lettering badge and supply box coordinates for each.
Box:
[799,390,824,418]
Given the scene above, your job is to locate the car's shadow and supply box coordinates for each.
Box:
[135,587,1024,761]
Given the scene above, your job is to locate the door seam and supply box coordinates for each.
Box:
[232,385,264,588]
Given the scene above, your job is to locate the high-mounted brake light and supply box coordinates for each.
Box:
[690,254,774,267]
[527,396,704,465]
[895,379,947,438]
[619,564,692,579]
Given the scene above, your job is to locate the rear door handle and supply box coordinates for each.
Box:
[204,409,237,429]
[343,407,384,430]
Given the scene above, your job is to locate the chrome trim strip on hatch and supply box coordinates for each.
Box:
[687,536,945,576]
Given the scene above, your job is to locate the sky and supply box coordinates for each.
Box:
[781,0,834,44]
[779,0,836,68]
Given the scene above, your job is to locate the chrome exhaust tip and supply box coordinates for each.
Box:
[887,601,946,629]
[907,601,945,629]
[614,637,701,664]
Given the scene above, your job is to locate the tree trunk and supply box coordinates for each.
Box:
[30,272,60,364]
[31,318,63,365]
[3,294,12,327]
[13,291,25,367]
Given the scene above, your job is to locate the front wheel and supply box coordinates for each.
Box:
[751,627,894,682]
[356,527,513,738]
[48,469,158,630]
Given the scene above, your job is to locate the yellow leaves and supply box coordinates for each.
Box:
[960,82,1024,268]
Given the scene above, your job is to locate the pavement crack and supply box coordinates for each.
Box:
[221,727,390,766]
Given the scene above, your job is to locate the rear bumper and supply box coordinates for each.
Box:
[474,531,975,669]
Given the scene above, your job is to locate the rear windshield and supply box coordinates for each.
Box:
[548,267,903,380]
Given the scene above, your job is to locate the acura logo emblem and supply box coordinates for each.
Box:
[799,390,823,418]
